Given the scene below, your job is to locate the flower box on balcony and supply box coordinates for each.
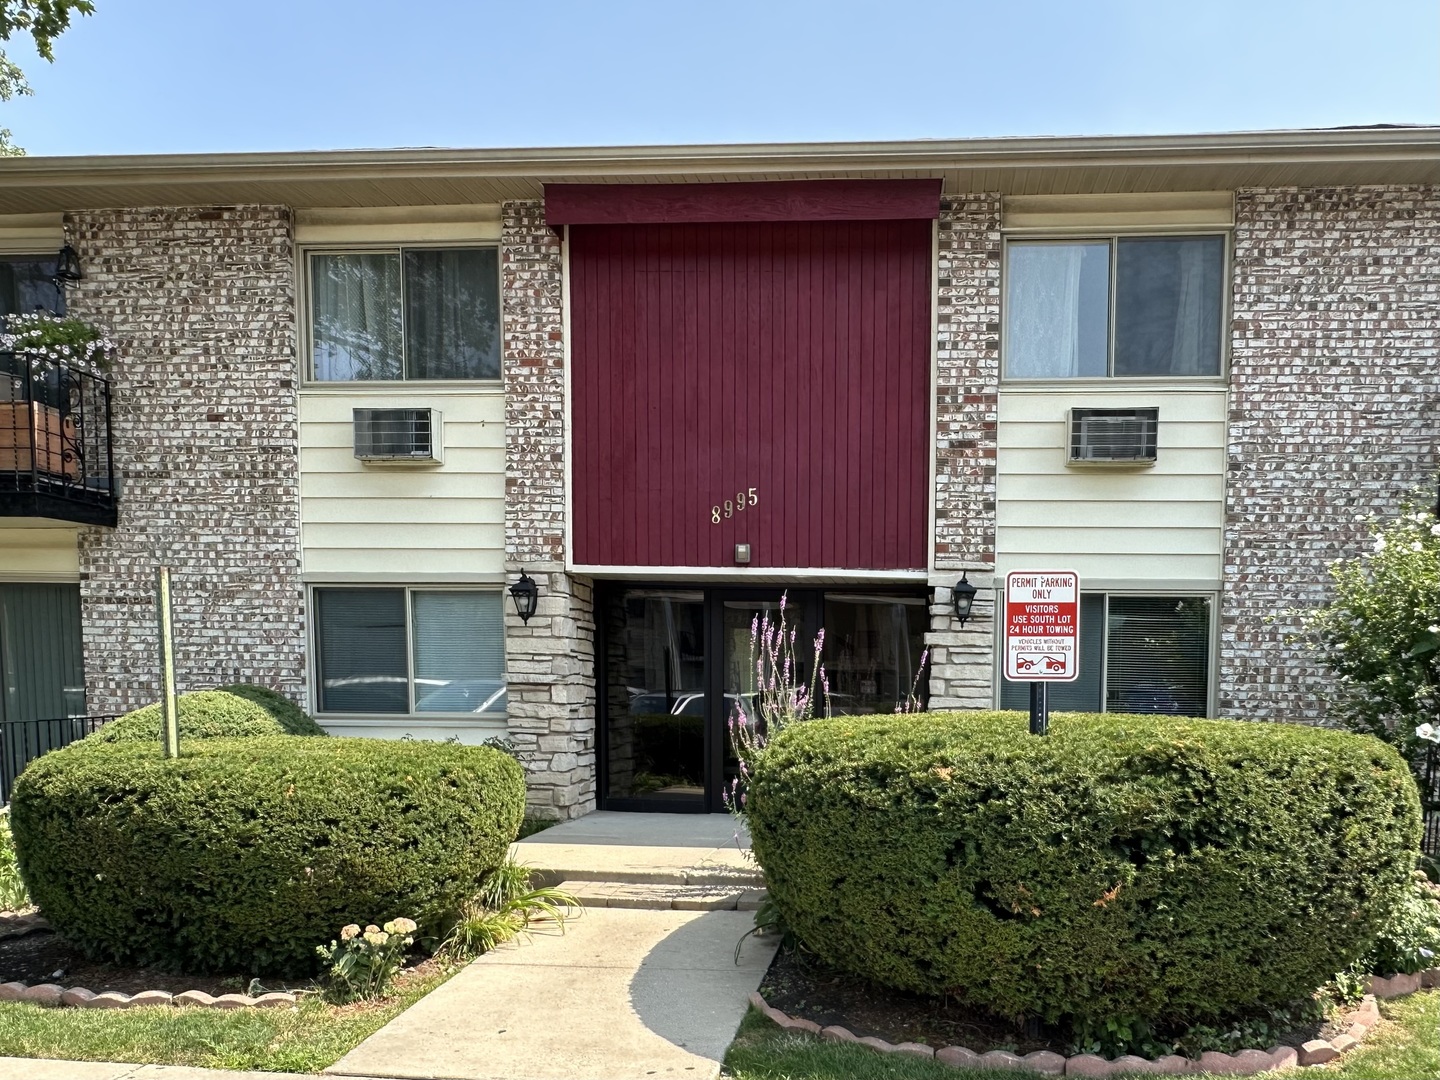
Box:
[0,401,79,481]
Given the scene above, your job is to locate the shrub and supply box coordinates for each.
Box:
[89,689,319,743]
[747,711,1421,1028]
[217,683,326,736]
[10,736,525,975]
[1304,485,1440,776]
[1359,871,1440,976]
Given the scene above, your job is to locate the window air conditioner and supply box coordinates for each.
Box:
[1068,408,1158,465]
[353,408,443,465]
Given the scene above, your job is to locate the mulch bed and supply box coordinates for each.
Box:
[758,945,1346,1057]
[0,913,308,998]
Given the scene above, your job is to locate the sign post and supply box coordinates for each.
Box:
[156,567,179,759]
[1004,570,1080,736]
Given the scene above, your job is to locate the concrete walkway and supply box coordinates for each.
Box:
[326,813,776,1080]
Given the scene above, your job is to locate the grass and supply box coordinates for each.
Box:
[0,964,455,1073]
[722,990,1440,1080]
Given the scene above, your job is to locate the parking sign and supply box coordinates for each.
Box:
[1004,571,1080,682]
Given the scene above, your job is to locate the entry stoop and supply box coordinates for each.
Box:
[512,810,766,910]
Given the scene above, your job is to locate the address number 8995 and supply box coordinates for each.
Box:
[712,487,759,524]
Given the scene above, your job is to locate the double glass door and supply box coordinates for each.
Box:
[599,585,927,812]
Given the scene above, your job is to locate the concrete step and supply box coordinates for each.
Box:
[557,880,768,912]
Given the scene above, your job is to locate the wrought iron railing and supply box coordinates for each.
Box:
[0,714,115,804]
[0,350,116,526]
[1420,741,1440,857]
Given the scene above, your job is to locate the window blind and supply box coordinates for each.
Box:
[316,588,408,713]
[1001,594,1105,712]
[411,591,506,714]
[1104,596,1211,717]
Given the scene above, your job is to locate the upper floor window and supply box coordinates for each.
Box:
[0,254,62,317]
[307,246,500,382]
[1004,235,1225,380]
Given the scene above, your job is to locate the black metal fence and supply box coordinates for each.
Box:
[0,350,116,527]
[1421,741,1440,857]
[0,715,114,804]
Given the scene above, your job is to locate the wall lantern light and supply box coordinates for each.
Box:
[953,571,978,626]
[509,570,540,624]
[53,244,83,287]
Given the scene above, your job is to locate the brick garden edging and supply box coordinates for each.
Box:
[0,981,299,1010]
[749,966,1440,1076]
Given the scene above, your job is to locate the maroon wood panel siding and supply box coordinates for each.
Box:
[547,179,942,226]
[571,220,932,570]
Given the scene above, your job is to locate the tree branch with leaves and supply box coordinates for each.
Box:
[0,0,93,155]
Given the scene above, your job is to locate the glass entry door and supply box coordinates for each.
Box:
[599,585,927,812]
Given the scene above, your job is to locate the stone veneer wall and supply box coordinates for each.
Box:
[928,195,1002,709]
[1222,187,1440,721]
[501,201,596,819]
[66,206,305,714]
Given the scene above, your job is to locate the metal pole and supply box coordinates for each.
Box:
[1029,681,1049,736]
[157,567,179,758]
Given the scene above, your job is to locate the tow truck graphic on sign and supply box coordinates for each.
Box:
[1004,571,1080,683]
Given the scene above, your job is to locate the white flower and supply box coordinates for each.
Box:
[1373,537,1387,553]
[1431,524,1440,537]
[1416,723,1440,744]
[1412,542,1424,552]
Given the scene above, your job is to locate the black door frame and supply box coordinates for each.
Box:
[596,582,921,813]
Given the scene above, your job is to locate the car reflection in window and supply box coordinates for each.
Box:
[413,678,508,714]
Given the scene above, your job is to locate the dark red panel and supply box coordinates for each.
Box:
[546,179,941,226]
[571,220,931,571]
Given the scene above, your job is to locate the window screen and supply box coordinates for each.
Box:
[316,588,408,713]
[1105,596,1211,717]
[0,255,61,317]
[412,591,506,714]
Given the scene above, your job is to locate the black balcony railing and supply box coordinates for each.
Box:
[0,714,115,804]
[0,350,116,527]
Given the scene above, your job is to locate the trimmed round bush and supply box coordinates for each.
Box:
[90,689,322,743]
[747,711,1421,1026]
[216,683,325,736]
[11,736,525,975]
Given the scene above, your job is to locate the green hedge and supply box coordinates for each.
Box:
[90,689,324,743]
[11,736,525,975]
[216,684,325,736]
[746,711,1421,1027]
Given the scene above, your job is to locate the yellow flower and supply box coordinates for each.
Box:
[339,924,361,941]
[364,930,389,947]
[386,918,418,935]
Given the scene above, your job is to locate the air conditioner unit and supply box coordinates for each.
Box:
[353,408,443,465]
[1068,408,1158,465]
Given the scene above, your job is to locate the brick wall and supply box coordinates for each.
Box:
[501,201,596,819]
[66,206,304,714]
[928,195,1002,708]
[1222,186,1440,721]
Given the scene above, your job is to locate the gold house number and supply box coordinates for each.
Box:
[711,487,759,524]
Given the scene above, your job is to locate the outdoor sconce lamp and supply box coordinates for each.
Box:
[509,570,540,624]
[953,571,978,626]
[53,244,83,287]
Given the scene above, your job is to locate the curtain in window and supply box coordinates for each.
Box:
[411,591,507,713]
[1005,242,1109,378]
[315,589,408,713]
[311,253,403,381]
[404,249,501,380]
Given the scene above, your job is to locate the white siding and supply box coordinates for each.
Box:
[298,389,505,578]
[995,387,1227,585]
[0,527,79,580]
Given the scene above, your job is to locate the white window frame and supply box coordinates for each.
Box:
[994,590,1219,717]
[308,584,507,720]
[999,230,1232,385]
[298,241,504,388]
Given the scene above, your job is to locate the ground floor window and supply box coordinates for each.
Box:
[312,587,506,716]
[1000,593,1213,717]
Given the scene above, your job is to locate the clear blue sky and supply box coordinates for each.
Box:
[5,0,1439,156]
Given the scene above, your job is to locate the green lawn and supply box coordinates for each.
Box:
[723,990,1440,1080]
[0,965,454,1073]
